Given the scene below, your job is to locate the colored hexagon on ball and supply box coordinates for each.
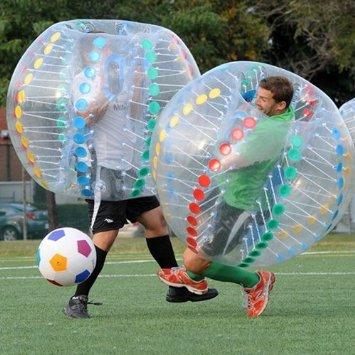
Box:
[77,240,92,257]
[49,254,67,271]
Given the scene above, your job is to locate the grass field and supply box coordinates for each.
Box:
[0,234,354,354]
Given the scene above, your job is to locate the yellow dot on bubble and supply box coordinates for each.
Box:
[276,230,288,240]
[50,32,61,42]
[21,135,29,149]
[169,116,179,128]
[17,90,26,104]
[307,216,317,225]
[153,156,158,169]
[183,103,193,115]
[196,94,207,105]
[15,106,22,119]
[27,151,36,164]
[44,44,54,55]
[292,224,303,234]
[159,129,167,142]
[320,204,330,215]
[24,73,33,85]
[33,167,42,178]
[39,179,48,189]
[343,152,351,160]
[34,58,43,69]
[155,143,161,156]
[343,167,351,175]
[15,121,23,134]
[152,170,157,181]
[209,88,221,99]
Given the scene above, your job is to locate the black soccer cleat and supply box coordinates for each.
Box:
[166,286,219,303]
[63,295,102,319]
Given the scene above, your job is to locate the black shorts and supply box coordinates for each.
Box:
[87,196,160,234]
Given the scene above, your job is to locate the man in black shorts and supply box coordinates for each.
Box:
[63,196,218,318]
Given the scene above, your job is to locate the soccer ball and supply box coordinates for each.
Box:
[36,228,96,286]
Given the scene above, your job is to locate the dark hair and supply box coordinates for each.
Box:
[259,76,294,108]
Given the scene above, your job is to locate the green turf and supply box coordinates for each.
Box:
[0,234,354,354]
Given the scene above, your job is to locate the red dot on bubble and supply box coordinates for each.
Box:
[193,189,205,201]
[231,128,244,141]
[187,236,197,248]
[219,143,231,155]
[208,158,221,172]
[304,108,313,118]
[187,215,198,226]
[189,203,201,214]
[244,116,256,129]
[198,175,211,187]
[186,227,197,236]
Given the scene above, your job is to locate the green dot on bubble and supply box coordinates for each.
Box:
[288,148,302,162]
[149,83,160,96]
[141,39,153,50]
[262,232,274,241]
[142,150,150,161]
[56,98,68,111]
[147,67,158,80]
[291,135,303,148]
[149,101,160,115]
[249,250,261,257]
[134,179,145,190]
[56,118,66,128]
[130,189,141,198]
[147,119,156,131]
[244,257,255,264]
[58,134,66,142]
[256,241,268,249]
[279,184,292,198]
[145,136,152,146]
[146,51,157,63]
[284,166,298,180]
[272,203,285,216]
[138,167,150,177]
[267,219,279,230]
[238,263,249,268]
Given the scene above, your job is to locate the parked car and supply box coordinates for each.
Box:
[0,203,49,241]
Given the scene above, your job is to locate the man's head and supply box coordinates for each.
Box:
[255,76,294,116]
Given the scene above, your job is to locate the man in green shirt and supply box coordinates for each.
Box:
[159,76,295,318]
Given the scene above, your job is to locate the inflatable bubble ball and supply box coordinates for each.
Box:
[151,61,354,267]
[7,19,199,201]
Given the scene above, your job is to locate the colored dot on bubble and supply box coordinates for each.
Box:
[74,133,85,144]
[148,101,160,115]
[75,99,88,112]
[193,189,205,201]
[21,136,29,149]
[134,179,145,189]
[284,166,298,180]
[88,51,100,62]
[33,167,42,178]
[262,232,274,241]
[307,215,317,225]
[186,237,197,249]
[56,119,66,129]
[81,189,92,197]
[138,167,149,177]
[79,83,91,94]
[292,224,303,234]
[58,134,66,142]
[209,88,221,99]
[288,148,302,162]
[279,184,292,198]
[17,90,26,104]
[231,128,244,141]
[147,119,156,131]
[183,103,193,115]
[27,151,36,163]
[142,150,150,161]
[198,175,211,187]
[249,250,261,257]
[208,159,221,172]
[169,116,179,128]
[244,257,255,264]
[15,122,23,134]
[24,73,33,85]
[187,215,198,226]
[44,44,53,55]
[147,67,158,80]
[84,67,95,79]
[50,32,61,42]
[219,143,231,155]
[291,135,303,148]
[272,203,285,216]
[320,204,329,215]
[78,176,90,185]
[196,95,207,105]
[243,116,256,129]
[153,156,158,169]
[93,37,107,49]
[142,39,153,50]
[256,241,268,249]
[146,51,157,63]
[74,117,86,129]
[159,130,167,142]
[336,145,345,155]
[34,58,43,69]
[145,136,152,147]
[15,106,22,119]
[75,147,87,158]
[149,83,160,96]
[75,162,88,173]
[155,143,161,156]
[189,203,201,214]
[186,227,197,237]
[267,219,279,230]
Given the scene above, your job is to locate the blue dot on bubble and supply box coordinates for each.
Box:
[337,193,343,205]
[331,128,340,140]
[336,144,345,155]
[288,248,297,257]
[84,67,95,78]
[79,83,91,94]
[300,243,308,251]
[77,176,90,185]
[167,172,175,180]
[75,99,88,112]
[75,147,87,158]
[81,189,92,197]
[93,37,107,49]
[89,51,100,62]
[74,117,86,129]
[335,162,343,172]
[331,210,339,221]
[276,254,285,263]
[76,162,88,173]
[337,177,344,189]
[73,133,86,144]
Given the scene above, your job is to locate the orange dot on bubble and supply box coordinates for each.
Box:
[231,128,244,141]
[33,167,42,178]
[15,121,23,134]
[198,175,211,187]
[26,151,36,164]
[193,189,205,201]
[14,106,22,119]
[307,216,317,225]
[21,135,29,149]
[208,158,221,172]
[292,224,303,234]
[17,90,26,104]
[219,142,231,155]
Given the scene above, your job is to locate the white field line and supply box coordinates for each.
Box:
[1,272,355,281]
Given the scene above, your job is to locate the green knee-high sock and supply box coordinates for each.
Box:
[188,262,260,288]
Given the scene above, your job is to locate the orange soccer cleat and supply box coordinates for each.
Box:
[243,270,276,318]
[158,267,208,295]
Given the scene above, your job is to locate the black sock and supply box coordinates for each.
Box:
[74,245,108,297]
[145,235,178,268]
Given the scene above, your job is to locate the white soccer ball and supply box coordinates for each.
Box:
[36,227,96,286]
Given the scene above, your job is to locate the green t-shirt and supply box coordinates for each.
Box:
[222,107,295,210]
